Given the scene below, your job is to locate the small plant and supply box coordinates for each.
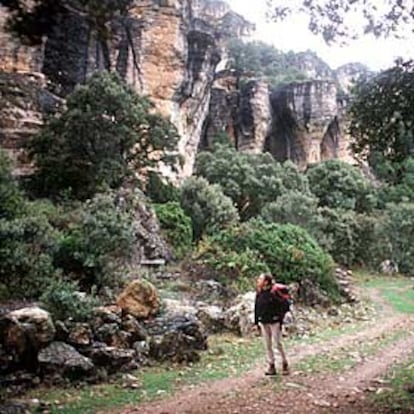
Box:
[153,202,193,259]
[54,192,135,291]
[180,176,239,241]
[41,279,99,322]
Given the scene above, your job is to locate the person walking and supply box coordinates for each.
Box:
[254,273,289,376]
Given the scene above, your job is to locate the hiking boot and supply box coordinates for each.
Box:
[282,361,290,375]
[265,363,277,376]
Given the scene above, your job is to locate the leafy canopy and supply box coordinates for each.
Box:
[227,39,308,87]
[306,160,377,212]
[29,71,179,200]
[268,0,413,43]
[180,176,239,241]
[195,144,309,220]
[349,60,414,169]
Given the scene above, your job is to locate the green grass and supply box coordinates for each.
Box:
[25,274,414,413]
[373,355,414,413]
[357,272,414,314]
[296,329,409,375]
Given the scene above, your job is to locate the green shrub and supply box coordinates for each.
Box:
[383,203,414,275]
[153,202,192,259]
[195,145,309,219]
[0,214,60,299]
[180,176,239,241]
[197,245,270,292]
[309,208,388,268]
[55,192,135,291]
[200,219,337,296]
[307,160,377,212]
[29,71,179,200]
[0,149,24,219]
[260,191,318,227]
[146,171,180,204]
[41,279,98,322]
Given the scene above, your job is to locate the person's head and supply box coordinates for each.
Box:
[256,273,273,291]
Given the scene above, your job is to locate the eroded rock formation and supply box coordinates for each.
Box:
[0,1,253,179]
[0,1,369,177]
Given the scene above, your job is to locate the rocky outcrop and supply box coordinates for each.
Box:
[265,80,353,167]
[116,279,161,319]
[202,70,271,153]
[0,72,62,175]
[0,1,253,179]
[335,62,372,95]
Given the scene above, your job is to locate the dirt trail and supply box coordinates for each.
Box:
[119,289,414,414]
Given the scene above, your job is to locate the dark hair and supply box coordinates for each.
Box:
[262,274,273,285]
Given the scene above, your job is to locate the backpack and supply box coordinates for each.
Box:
[271,283,292,315]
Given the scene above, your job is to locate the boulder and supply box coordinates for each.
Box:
[121,315,147,342]
[163,298,198,318]
[38,342,94,380]
[194,280,235,304]
[93,305,123,326]
[83,343,137,373]
[116,280,160,319]
[145,315,207,363]
[196,305,226,333]
[67,323,93,347]
[94,323,130,349]
[224,292,255,336]
[0,307,55,369]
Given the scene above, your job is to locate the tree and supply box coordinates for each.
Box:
[306,160,377,212]
[349,60,414,171]
[227,39,308,87]
[195,144,309,220]
[180,177,239,241]
[29,71,179,200]
[268,0,413,43]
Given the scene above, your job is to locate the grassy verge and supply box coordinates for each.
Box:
[295,329,409,375]
[357,271,414,314]
[372,354,414,413]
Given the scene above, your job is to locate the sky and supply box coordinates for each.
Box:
[227,0,413,71]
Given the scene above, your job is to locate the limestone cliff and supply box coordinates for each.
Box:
[265,80,352,167]
[202,70,271,153]
[0,0,253,179]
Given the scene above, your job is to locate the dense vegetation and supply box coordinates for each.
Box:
[1,53,414,309]
[227,39,309,87]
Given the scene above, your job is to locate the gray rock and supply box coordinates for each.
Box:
[83,343,136,373]
[224,292,255,336]
[196,305,226,333]
[145,315,207,363]
[0,307,55,369]
[38,342,94,380]
[67,323,93,347]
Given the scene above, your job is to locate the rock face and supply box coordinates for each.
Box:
[335,62,373,94]
[0,1,253,179]
[202,71,271,153]
[0,72,62,175]
[0,1,365,177]
[265,80,353,167]
[117,279,161,319]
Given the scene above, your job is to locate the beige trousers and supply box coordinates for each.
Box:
[259,322,287,365]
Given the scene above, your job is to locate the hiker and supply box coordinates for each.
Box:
[254,273,289,376]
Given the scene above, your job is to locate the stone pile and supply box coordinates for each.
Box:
[335,267,359,303]
[0,280,207,395]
